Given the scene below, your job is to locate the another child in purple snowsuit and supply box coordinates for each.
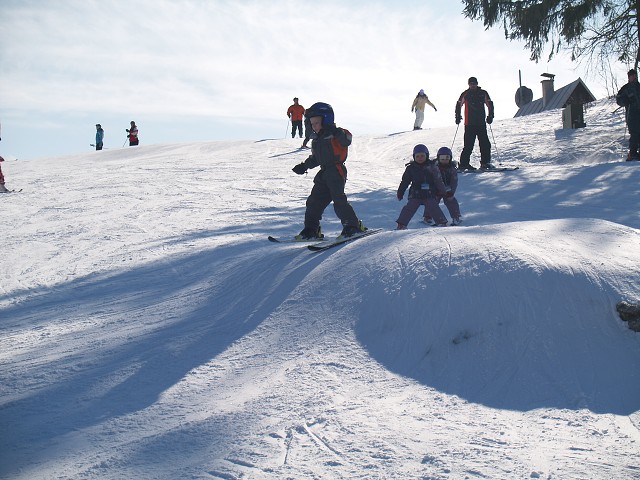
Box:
[434,146,462,225]
[396,144,448,229]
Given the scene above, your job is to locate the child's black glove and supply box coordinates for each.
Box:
[292,162,308,175]
[486,115,494,124]
[455,114,462,124]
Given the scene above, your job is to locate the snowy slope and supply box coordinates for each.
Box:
[1,98,639,479]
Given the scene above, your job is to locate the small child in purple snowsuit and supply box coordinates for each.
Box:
[434,146,462,225]
[396,144,448,229]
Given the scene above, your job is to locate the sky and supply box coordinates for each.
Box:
[2,97,639,479]
[0,0,631,160]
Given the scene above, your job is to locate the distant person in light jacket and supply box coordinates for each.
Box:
[411,89,437,130]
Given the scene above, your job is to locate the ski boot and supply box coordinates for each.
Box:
[339,220,367,239]
[295,226,324,240]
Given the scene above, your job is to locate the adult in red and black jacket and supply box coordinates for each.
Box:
[292,102,363,239]
[455,77,495,170]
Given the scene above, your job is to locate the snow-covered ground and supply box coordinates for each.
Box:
[1,98,639,479]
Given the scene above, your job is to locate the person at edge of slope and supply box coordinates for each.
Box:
[455,76,495,171]
[287,97,305,139]
[395,144,448,230]
[411,89,437,130]
[616,69,640,161]
[291,102,367,240]
[95,124,104,151]
[0,123,9,193]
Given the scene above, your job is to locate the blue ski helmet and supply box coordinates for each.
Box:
[305,102,334,126]
[412,144,429,160]
[437,146,453,160]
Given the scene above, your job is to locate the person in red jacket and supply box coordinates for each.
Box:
[0,124,8,193]
[126,121,139,146]
[287,97,305,139]
[0,155,7,193]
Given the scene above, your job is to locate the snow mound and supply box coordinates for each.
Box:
[334,219,640,413]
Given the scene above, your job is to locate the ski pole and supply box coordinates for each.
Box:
[489,123,499,158]
[122,137,128,148]
[451,123,460,150]
[285,119,290,139]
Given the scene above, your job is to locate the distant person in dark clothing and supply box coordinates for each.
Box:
[455,77,495,170]
[616,69,640,161]
[95,124,104,150]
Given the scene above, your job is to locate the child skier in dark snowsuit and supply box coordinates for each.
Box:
[396,144,448,229]
[292,102,366,239]
[434,146,462,225]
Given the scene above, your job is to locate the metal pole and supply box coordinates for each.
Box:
[451,123,460,150]
[489,124,499,158]
[518,69,523,108]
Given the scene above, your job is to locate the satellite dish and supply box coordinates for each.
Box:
[515,86,533,107]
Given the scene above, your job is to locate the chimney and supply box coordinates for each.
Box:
[541,73,555,108]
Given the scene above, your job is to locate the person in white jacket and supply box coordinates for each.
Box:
[411,89,437,130]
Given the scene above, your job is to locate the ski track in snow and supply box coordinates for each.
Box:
[1,98,640,479]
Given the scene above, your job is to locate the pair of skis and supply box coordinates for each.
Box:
[269,228,383,252]
[459,166,519,173]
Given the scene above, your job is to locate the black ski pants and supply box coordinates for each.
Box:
[291,120,303,138]
[627,111,640,155]
[304,166,359,229]
[460,124,491,166]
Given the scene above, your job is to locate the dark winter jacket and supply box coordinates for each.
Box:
[437,163,458,195]
[303,124,352,171]
[617,80,640,128]
[397,161,446,200]
[456,86,494,126]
